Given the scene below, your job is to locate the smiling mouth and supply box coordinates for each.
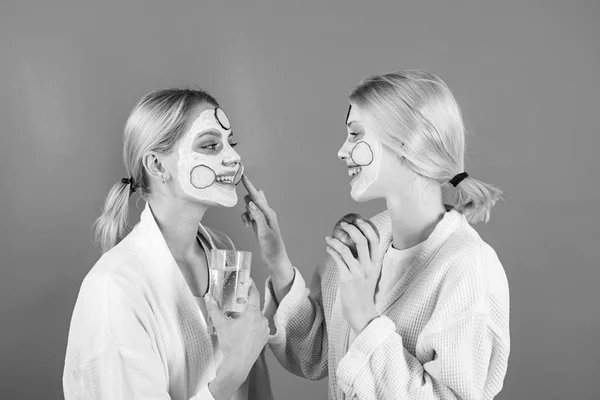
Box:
[348,166,362,177]
[215,175,235,185]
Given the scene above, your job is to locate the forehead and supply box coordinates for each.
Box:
[186,103,230,132]
[347,104,367,127]
[188,102,216,123]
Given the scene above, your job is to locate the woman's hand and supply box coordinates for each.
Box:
[325,219,382,335]
[205,281,269,400]
[240,176,291,272]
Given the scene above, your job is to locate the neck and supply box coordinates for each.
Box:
[147,192,209,260]
[385,187,446,250]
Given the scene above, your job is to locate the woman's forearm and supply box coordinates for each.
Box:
[269,257,295,304]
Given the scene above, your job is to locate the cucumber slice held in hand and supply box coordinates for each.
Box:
[332,213,380,258]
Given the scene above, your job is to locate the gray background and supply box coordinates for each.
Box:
[1,0,599,399]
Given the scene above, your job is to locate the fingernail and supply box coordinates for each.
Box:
[340,222,348,227]
[356,219,365,224]
[249,202,257,210]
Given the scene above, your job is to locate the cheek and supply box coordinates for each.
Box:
[190,165,216,189]
[350,142,374,166]
[181,149,222,171]
[164,152,182,178]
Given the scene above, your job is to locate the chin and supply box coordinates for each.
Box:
[193,194,238,208]
[214,195,238,208]
[220,199,238,208]
[350,186,377,202]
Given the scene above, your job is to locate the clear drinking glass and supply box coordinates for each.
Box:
[206,249,252,335]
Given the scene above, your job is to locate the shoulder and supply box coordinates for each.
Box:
[77,239,148,315]
[443,220,505,279]
[435,218,509,310]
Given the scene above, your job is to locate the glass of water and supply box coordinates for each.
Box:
[206,249,252,335]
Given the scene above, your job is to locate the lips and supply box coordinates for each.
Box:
[347,166,362,177]
[215,174,235,185]
[215,165,243,186]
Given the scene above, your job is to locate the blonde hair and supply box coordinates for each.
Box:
[93,88,219,253]
[350,70,502,223]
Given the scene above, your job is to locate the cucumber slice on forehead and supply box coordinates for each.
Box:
[190,165,216,189]
[215,108,231,130]
[350,141,374,166]
[346,104,352,125]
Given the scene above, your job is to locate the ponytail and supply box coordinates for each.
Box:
[452,175,503,224]
[92,180,133,253]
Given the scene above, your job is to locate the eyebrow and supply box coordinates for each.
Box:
[347,121,362,128]
[195,130,234,140]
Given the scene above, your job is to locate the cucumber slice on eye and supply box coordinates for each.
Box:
[190,165,216,189]
[350,141,374,166]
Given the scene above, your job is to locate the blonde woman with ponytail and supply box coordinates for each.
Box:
[242,71,510,399]
[63,89,273,400]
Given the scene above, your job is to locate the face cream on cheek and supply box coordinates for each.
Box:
[176,108,240,207]
[190,165,216,189]
[344,105,383,200]
[350,141,374,166]
[350,139,382,200]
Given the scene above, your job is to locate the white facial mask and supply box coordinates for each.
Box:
[349,137,382,200]
[177,108,243,207]
[341,105,383,201]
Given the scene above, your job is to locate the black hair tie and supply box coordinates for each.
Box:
[449,172,469,187]
[121,177,137,193]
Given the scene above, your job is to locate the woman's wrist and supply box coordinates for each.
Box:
[208,378,232,400]
[209,369,244,400]
[351,309,380,335]
[269,257,295,304]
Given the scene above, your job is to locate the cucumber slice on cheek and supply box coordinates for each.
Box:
[190,165,216,189]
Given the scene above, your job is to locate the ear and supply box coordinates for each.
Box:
[142,151,171,182]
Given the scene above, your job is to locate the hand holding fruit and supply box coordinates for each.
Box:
[331,213,380,257]
[326,213,382,334]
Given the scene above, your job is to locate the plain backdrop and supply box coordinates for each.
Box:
[1,0,599,399]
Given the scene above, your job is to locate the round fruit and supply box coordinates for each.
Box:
[331,213,380,258]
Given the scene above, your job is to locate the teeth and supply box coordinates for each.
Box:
[348,167,362,176]
[216,175,234,183]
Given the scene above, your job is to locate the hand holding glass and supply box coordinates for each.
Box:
[206,249,252,335]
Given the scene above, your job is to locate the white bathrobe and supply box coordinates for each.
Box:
[63,204,273,400]
[264,209,510,399]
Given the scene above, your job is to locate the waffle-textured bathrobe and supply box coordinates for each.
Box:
[264,209,510,399]
[63,204,273,400]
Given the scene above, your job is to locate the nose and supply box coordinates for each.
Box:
[338,140,351,161]
[222,145,241,167]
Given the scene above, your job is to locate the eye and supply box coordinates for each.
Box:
[348,132,362,142]
[229,142,239,148]
[200,143,219,150]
